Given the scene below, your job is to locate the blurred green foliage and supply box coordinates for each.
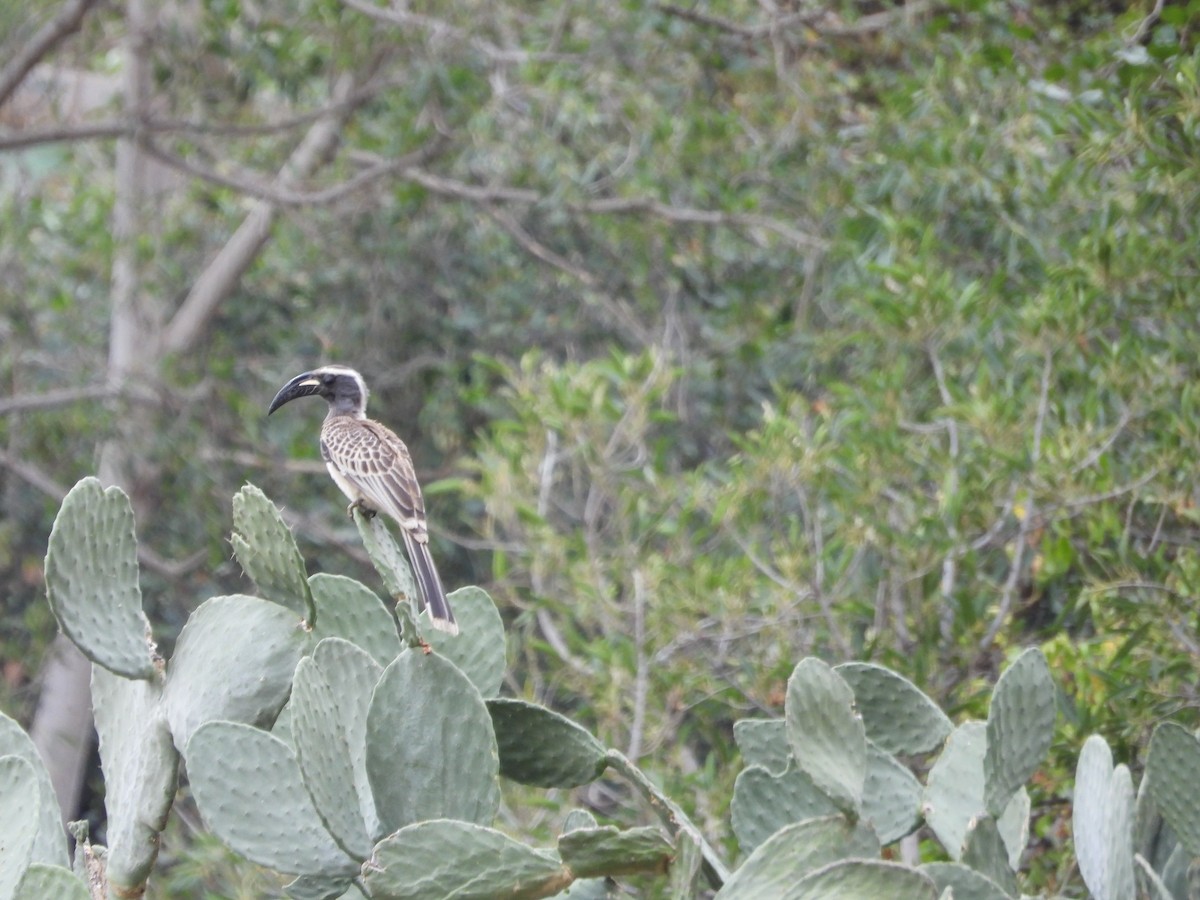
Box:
[3,0,1200,892]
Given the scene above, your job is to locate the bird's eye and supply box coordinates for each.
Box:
[323,374,335,384]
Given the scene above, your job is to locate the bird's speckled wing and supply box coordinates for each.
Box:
[320,418,427,535]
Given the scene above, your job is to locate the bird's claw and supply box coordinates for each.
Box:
[347,499,377,519]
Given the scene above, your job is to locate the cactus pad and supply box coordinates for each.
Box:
[231,484,314,621]
[291,643,382,860]
[163,594,308,752]
[366,650,500,833]
[960,817,1017,895]
[187,720,358,876]
[92,667,180,894]
[923,721,986,859]
[920,862,1012,900]
[0,755,39,898]
[557,826,673,878]
[44,477,156,679]
[422,585,507,697]
[716,816,881,899]
[731,763,839,853]
[1146,723,1200,857]
[1074,734,1115,898]
[353,510,419,610]
[785,657,866,817]
[862,742,921,845]
[0,712,67,867]
[733,719,791,775]
[308,573,399,666]
[364,820,568,898]
[486,698,607,788]
[790,859,937,900]
[283,873,357,900]
[835,662,953,755]
[983,648,1055,817]
[13,863,89,900]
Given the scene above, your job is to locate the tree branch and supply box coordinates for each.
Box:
[159,73,364,355]
[0,0,104,109]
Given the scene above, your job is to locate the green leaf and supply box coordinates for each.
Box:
[366,650,500,833]
[44,477,155,679]
[785,658,866,817]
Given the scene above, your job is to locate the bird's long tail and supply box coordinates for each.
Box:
[401,530,458,635]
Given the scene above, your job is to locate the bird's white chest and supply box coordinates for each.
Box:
[325,461,364,504]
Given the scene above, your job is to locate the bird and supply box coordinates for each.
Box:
[268,365,458,634]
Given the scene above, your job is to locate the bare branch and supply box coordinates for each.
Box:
[980,350,1053,650]
[0,449,205,577]
[0,0,104,108]
[159,73,363,355]
[0,384,115,415]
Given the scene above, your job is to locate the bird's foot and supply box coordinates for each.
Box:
[418,639,433,655]
[347,499,377,519]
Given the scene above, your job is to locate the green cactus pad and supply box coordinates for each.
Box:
[1146,723,1200,857]
[92,668,180,894]
[231,484,315,620]
[1106,765,1136,900]
[862,742,921,845]
[308,574,400,666]
[924,721,1030,866]
[364,819,568,899]
[187,721,358,877]
[486,698,607,789]
[789,859,937,900]
[44,477,156,679]
[835,663,953,756]
[1074,734,1114,897]
[557,826,673,878]
[353,511,419,610]
[733,719,791,775]
[0,712,67,867]
[13,863,89,900]
[422,586,507,697]
[997,786,1029,872]
[785,658,866,817]
[669,829,704,899]
[960,817,1017,896]
[291,641,383,860]
[920,862,1012,900]
[715,816,881,899]
[564,809,599,833]
[163,594,308,752]
[0,755,39,899]
[366,651,500,833]
[283,873,356,900]
[731,763,839,853]
[983,648,1055,817]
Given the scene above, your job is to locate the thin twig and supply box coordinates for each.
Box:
[0,0,103,108]
[627,568,649,761]
[979,350,1053,650]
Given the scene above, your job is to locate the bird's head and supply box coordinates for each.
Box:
[268,365,369,418]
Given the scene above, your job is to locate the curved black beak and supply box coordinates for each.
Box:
[268,371,322,415]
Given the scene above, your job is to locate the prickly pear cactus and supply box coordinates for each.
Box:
[44,477,157,679]
[231,483,315,621]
